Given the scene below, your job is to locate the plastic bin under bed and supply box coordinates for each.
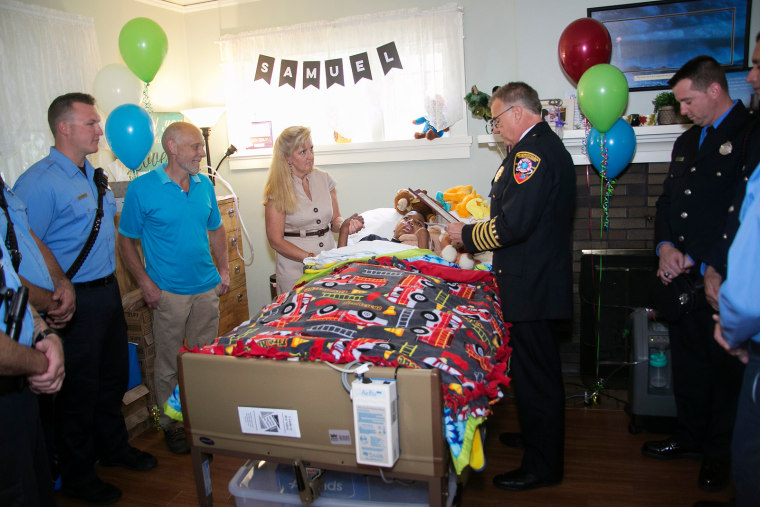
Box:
[229,459,456,507]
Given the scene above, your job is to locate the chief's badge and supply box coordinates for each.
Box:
[513,151,541,184]
[494,165,505,182]
[719,141,733,155]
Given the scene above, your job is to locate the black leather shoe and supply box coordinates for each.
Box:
[498,431,525,449]
[641,437,701,460]
[100,446,157,471]
[62,477,122,505]
[698,457,730,492]
[492,468,560,491]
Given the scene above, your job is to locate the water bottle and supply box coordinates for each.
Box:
[649,349,668,389]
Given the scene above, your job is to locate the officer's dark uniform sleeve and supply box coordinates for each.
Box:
[461,147,554,254]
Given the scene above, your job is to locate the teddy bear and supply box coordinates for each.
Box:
[437,229,475,269]
[412,117,450,140]
[394,189,436,223]
[413,94,452,140]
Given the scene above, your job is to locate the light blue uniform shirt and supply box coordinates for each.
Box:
[118,166,222,295]
[0,228,35,347]
[719,162,760,349]
[13,147,117,283]
[1,185,55,291]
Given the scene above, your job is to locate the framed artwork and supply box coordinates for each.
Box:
[541,99,574,130]
[588,0,752,91]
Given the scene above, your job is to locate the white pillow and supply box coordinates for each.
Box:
[346,207,401,245]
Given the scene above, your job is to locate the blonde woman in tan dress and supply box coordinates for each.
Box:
[264,126,362,294]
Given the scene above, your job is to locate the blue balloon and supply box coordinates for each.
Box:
[105,104,155,170]
[586,118,637,179]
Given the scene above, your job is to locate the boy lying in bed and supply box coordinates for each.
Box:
[338,211,431,249]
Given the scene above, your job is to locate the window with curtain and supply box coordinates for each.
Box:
[219,4,465,163]
[0,0,100,185]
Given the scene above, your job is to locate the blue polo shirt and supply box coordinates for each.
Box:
[1,185,55,291]
[118,166,222,295]
[0,226,34,347]
[13,147,117,283]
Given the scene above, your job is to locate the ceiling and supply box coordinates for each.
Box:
[136,0,259,13]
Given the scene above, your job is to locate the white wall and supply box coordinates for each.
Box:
[16,0,760,317]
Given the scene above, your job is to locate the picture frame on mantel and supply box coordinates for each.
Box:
[540,99,575,130]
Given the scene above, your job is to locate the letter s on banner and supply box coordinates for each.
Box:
[255,54,275,84]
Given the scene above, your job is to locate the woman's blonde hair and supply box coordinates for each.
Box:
[262,126,312,214]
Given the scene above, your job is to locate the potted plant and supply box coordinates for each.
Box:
[652,91,687,124]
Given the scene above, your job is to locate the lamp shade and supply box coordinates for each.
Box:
[180,106,226,128]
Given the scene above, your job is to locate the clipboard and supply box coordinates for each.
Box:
[407,188,460,224]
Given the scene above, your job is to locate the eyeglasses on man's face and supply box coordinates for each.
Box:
[486,105,514,134]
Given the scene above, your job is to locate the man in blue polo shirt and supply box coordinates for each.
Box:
[118,121,229,454]
[14,92,157,505]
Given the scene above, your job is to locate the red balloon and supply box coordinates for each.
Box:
[558,18,612,84]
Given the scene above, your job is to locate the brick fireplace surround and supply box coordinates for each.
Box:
[481,124,689,350]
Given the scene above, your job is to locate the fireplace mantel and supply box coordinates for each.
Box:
[477,123,691,165]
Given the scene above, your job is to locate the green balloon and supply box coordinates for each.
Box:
[118,17,168,83]
[577,64,629,133]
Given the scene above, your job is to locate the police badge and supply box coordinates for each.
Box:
[719,141,733,155]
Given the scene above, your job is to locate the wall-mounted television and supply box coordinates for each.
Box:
[726,69,758,110]
[588,0,752,91]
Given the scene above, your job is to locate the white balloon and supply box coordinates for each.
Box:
[93,63,142,115]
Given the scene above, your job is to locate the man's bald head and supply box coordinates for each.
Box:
[161,121,202,153]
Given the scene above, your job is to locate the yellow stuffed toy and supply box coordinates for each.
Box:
[442,185,490,219]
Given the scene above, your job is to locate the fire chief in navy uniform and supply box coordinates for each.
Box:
[447,82,575,491]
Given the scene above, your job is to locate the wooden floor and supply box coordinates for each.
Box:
[56,379,735,507]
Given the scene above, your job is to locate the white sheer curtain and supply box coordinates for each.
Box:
[219,4,464,152]
[0,0,100,184]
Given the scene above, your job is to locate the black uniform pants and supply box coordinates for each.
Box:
[55,281,130,488]
[669,303,744,461]
[0,385,55,506]
[509,320,565,481]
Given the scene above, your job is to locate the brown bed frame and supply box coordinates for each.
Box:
[178,352,450,506]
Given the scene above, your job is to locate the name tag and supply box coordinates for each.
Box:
[77,193,88,200]
[675,156,685,162]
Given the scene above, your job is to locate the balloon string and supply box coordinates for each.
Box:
[596,252,604,379]
[142,82,153,113]
[586,165,593,240]
[598,134,612,233]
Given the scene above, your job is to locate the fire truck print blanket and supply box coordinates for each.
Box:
[193,256,511,474]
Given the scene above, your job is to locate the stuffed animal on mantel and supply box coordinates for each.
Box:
[394,189,436,223]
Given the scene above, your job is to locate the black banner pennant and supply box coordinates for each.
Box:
[377,41,402,75]
[279,59,298,88]
[325,58,345,88]
[349,52,372,84]
[254,54,275,84]
[303,61,321,89]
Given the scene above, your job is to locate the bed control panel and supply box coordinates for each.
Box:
[351,377,400,468]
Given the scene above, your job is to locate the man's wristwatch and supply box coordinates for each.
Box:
[35,328,62,344]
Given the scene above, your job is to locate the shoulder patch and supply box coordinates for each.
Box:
[513,151,541,184]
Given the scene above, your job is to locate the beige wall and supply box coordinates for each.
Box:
[18,0,760,319]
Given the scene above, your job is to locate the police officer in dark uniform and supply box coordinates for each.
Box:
[447,82,575,491]
[644,55,750,493]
